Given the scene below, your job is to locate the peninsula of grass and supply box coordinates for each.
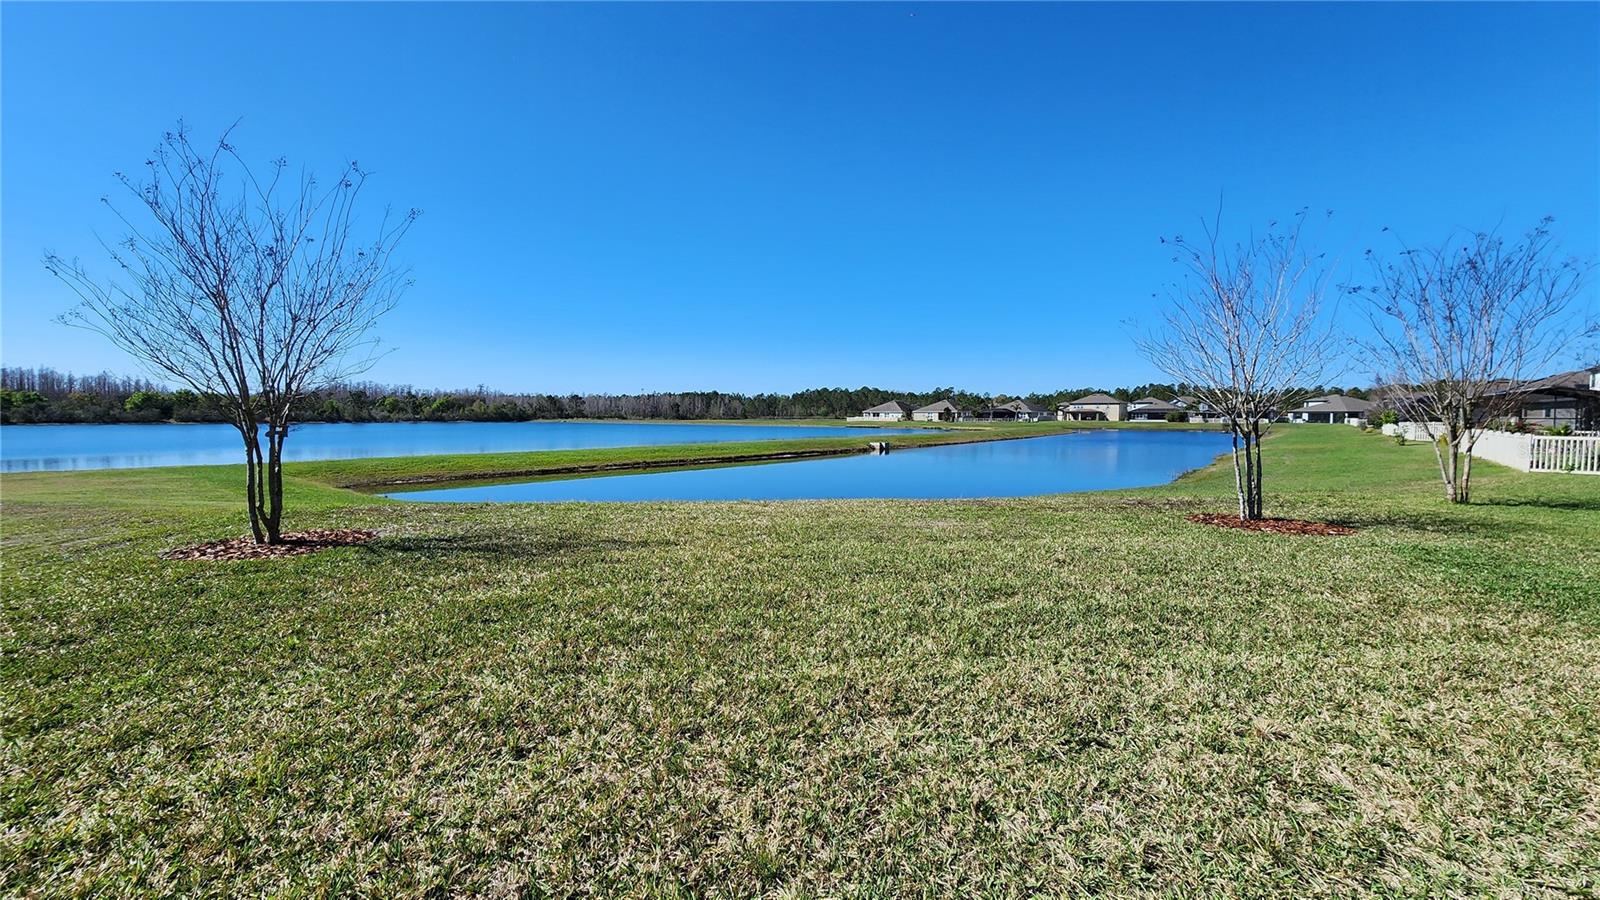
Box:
[288,419,1157,489]
[3,426,1596,895]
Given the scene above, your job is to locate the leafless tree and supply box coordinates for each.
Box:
[46,124,419,543]
[1357,218,1591,503]
[1136,209,1341,520]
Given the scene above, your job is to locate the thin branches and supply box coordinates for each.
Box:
[1357,218,1591,503]
[1136,208,1341,520]
[45,123,419,542]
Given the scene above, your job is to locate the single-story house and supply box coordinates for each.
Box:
[1127,396,1184,422]
[1369,368,1599,431]
[982,399,1050,422]
[850,400,913,422]
[1498,366,1600,431]
[912,399,963,422]
[1058,392,1126,422]
[1288,394,1374,424]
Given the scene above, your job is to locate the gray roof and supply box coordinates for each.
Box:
[913,399,961,413]
[862,400,913,414]
[1063,392,1123,407]
[1000,399,1047,414]
[1174,395,1200,407]
[1500,367,1600,396]
[1290,394,1375,414]
[1129,396,1180,412]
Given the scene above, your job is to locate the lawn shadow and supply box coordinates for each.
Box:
[1473,496,1600,512]
[1328,501,1595,537]
[1320,509,1498,536]
[361,529,674,563]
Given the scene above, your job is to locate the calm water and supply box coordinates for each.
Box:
[0,421,922,472]
[387,431,1233,502]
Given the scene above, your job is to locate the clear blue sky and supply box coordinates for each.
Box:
[3,2,1596,394]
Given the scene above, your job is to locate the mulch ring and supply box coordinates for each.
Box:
[1187,513,1357,536]
[159,529,378,561]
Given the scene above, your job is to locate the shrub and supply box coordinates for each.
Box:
[123,390,171,416]
[1546,424,1574,436]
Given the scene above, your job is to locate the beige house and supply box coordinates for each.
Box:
[1058,392,1126,421]
[1127,396,1184,422]
[1287,394,1374,424]
[912,399,963,422]
[849,400,913,422]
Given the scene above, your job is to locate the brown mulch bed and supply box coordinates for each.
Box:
[160,529,378,561]
[1187,513,1357,536]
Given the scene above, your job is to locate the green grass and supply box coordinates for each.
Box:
[2,427,1597,895]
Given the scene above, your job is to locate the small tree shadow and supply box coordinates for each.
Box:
[1473,496,1600,512]
[1325,511,1490,535]
[360,530,672,563]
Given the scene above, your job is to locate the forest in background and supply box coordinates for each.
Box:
[0,367,1372,425]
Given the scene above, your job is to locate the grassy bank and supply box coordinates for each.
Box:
[3,427,1597,895]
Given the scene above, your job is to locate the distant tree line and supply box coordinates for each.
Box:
[1,366,1372,425]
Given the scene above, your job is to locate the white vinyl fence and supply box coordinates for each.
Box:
[1380,424,1600,474]
[1382,422,1444,442]
[1469,429,1600,474]
[1526,434,1600,473]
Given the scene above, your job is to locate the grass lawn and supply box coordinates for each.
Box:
[2,426,1597,895]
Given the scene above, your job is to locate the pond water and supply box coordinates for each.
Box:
[0,421,922,472]
[386,430,1233,502]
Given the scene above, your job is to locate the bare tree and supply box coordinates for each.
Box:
[46,124,419,543]
[1357,218,1590,503]
[1136,209,1340,520]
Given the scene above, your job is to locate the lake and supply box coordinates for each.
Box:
[386,430,1233,502]
[0,421,923,472]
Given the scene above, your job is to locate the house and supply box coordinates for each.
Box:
[849,400,913,422]
[912,399,963,422]
[1172,395,1230,423]
[1058,392,1126,422]
[1498,366,1600,431]
[982,399,1050,422]
[1287,394,1374,424]
[1126,396,1184,422]
[1369,368,1599,431]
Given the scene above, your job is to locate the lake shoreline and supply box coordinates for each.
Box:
[366,428,1084,492]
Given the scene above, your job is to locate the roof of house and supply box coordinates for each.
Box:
[1290,394,1375,414]
[1129,396,1180,412]
[913,399,961,413]
[999,399,1047,414]
[1174,395,1200,407]
[862,400,913,414]
[1499,367,1600,396]
[1062,392,1124,407]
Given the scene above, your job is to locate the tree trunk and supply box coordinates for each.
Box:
[239,422,267,544]
[1248,425,1265,519]
[1230,427,1248,520]
[1428,424,1460,503]
[1453,409,1475,504]
[264,421,287,543]
[238,419,286,545]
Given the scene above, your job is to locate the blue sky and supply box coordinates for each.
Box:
[3,2,1596,394]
